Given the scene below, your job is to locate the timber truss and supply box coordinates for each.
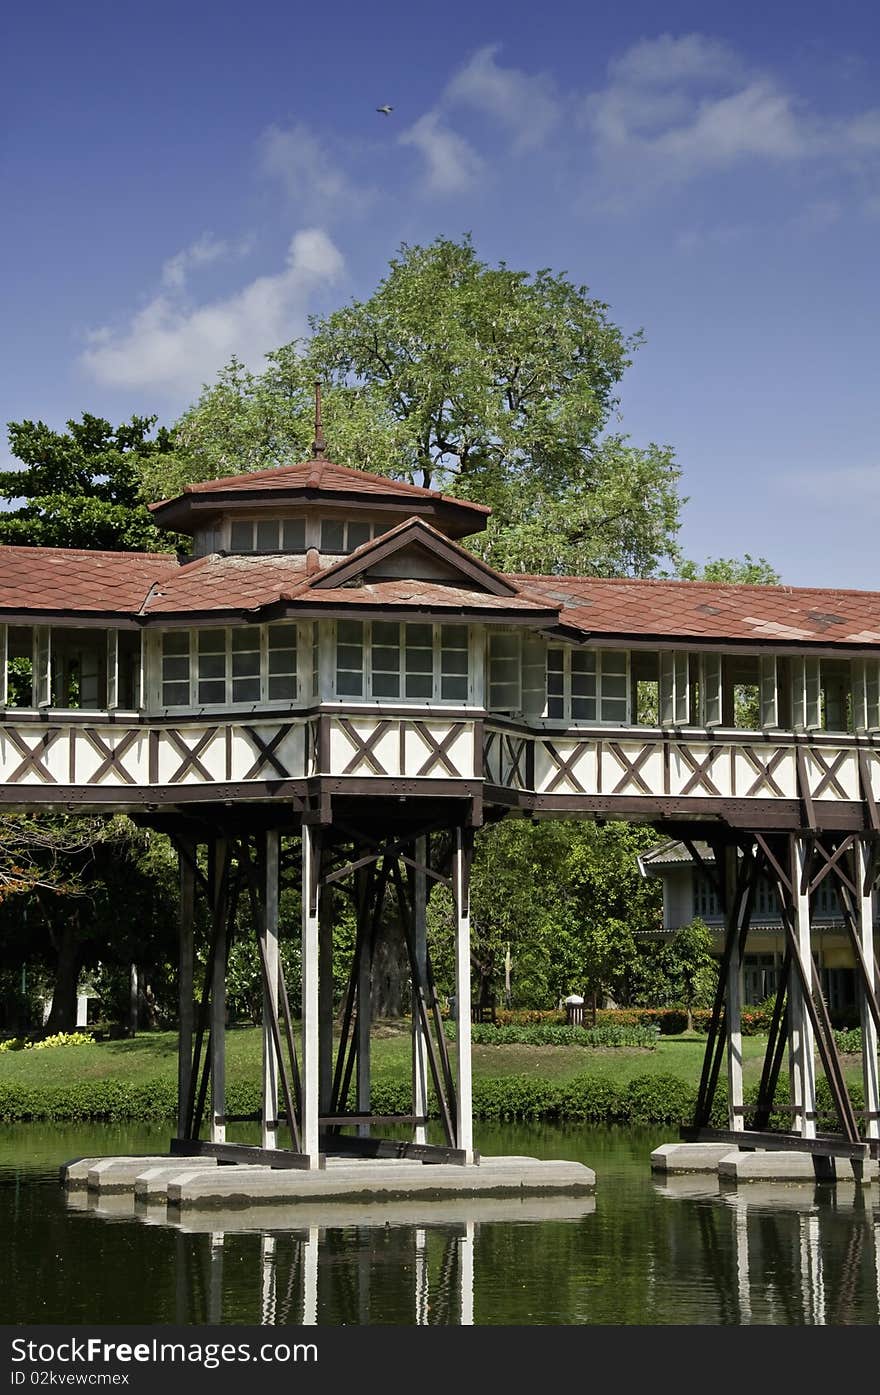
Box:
[163,811,478,1171]
[677,828,880,1163]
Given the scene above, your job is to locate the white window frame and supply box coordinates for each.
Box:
[791,655,821,731]
[544,646,631,725]
[852,658,880,732]
[227,516,308,554]
[659,650,689,726]
[333,620,471,704]
[488,630,522,713]
[158,623,300,710]
[319,518,380,555]
[699,653,722,727]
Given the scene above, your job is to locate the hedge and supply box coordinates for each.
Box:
[444,1022,659,1048]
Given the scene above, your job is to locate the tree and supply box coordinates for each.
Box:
[167,236,683,577]
[0,413,179,551]
[678,554,781,585]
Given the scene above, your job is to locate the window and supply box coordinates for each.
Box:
[693,872,721,920]
[160,625,298,707]
[852,658,880,731]
[489,631,521,712]
[545,647,628,724]
[320,519,378,553]
[334,621,470,702]
[228,518,306,553]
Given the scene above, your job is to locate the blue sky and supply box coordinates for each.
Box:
[3,0,880,588]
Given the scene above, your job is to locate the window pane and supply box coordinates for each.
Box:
[162,656,189,683]
[282,519,306,551]
[163,632,189,656]
[231,628,259,653]
[198,630,225,654]
[599,651,625,677]
[547,695,564,718]
[443,625,468,650]
[571,696,597,721]
[547,650,564,674]
[232,677,260,702]
[337,645,363,670]
[348,522,371,550]
[198,680,225,703]
[571,651,597,675]
[268,648,296,675]
[230,522,252,551]
[491,683,520,709]
[372,672,401,698]
[406,673,432,699]
[600,697,627,722]
[232,651,260,678]
[441,675,467,701]
[337,621,363,647]
[602,676,627,700]
[256,521,278,551]
[162,681,189,705]
[373,622,400,647]
[406,624,433,649]
[337,671,363,697]
[405,646,432,674]
[441,649,468,675]
[321,520,345,551]
[268,675,296,700]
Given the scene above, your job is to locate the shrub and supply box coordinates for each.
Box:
[444,1022,658,1048]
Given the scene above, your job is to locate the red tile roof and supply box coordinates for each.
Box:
[141,554,312,615]
[0,546,178,616]
[279,577,558,617]
[513,575,880,646]
[150,458,491,514]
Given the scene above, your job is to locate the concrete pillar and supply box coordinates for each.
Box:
[414,1228,428,1325]
[725,845,744,1132]
[789,836,817,1140]
[210,839,228,1146]
[177,840,195,1139]
[303,1226,319,1325]
[208,1232,224,1325]
[857,839,880,1142]
[412,835,429,1147]
[261,830,280,1151]
[260,1234,277,1325]
[460,1220,475,1326]
[301,824,321,1167]
[453,828,474,1163]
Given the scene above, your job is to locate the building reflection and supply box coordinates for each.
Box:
[653,1173,880,1324]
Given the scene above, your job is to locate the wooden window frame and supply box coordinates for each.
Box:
[333,620,471,705]
[544,646,631,725]
[159,623,300,710]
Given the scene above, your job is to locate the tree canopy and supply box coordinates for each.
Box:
[166,235,683,577]
[0,413,177,551]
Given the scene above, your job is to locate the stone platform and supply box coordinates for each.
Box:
[650,1141,879,1184]
[60,1151,596,1226]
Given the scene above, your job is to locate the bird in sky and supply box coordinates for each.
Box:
[376,105,393,115]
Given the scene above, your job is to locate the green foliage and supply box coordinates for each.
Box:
[0,413,181,551]
[444,1022,659,1047]
[169,236,684,577]
[677,554,781,585]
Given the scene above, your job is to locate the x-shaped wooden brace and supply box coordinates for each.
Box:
[242,725,291,781]
[4,727,61,783]
[414,721,462,778]
[805,835,859,899]
[340,718,391,775]
[741,745,787,797]
[482,730,500,782]
[675,743,723,797]
[165,727,218,783]
[83,727,139,785]
[608,741,653,795]
[543,740,587,794]
[501,734,528,789]
[809,747,850,800]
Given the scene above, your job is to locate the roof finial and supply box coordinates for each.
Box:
[312,379,326,459]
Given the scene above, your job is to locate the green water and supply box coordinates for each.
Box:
[1,1122,878,1325]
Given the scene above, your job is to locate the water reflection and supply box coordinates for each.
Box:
[653,1173,880,1325]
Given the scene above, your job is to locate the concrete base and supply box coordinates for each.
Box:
[650,1142,737,1174]
[718,1150,879,1184]
[60,1151,596,1221]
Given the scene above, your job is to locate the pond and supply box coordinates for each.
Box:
[2,1121,878,1326]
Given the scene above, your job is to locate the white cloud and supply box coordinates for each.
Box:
[80,229,344,396]
[582,31,880,196]
[398,112,484,194]
[446,44,561,152]
[792,464,880,506]
[258,123,374,219]
[160,233,254,290]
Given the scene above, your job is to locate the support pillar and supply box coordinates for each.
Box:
[356,870,372,1139]
[261,831,280,1151]
[301,824,321,1167]
[453,828,474,1164]
[412,835,429,1147]
[725,845,744,1132]
[177,839,195,1139]
[857,839,880,1143]
[319,890,334,1118]
[210,839,228,1146]
[789,836,817,1141]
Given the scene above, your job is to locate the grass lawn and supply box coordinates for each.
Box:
[0,1022,869,1094]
